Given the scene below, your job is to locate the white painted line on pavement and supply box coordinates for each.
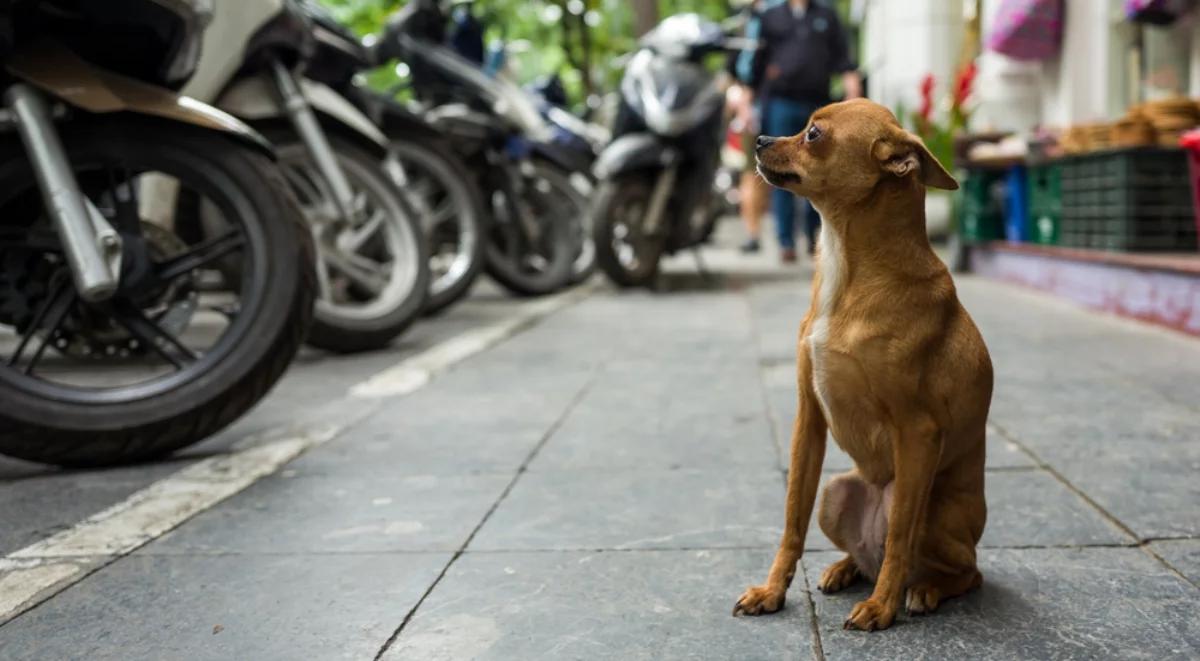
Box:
[0,284,593,624]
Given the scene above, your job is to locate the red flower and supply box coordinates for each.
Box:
[918,73,935,121]
[953,61,977,109]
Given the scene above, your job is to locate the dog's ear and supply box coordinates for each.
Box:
[872,130,959,191]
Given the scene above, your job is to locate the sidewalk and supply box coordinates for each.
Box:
[1,228,1198,660]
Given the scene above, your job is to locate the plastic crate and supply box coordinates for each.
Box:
[1058,148,1197,252]
[959,169,1005,243]
[1003,166,1030,242]
[1026,162,1061,244]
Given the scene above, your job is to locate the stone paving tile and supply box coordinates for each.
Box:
[1150,539,1200,587]
[531,364,778,471]
[1053,458,1200,540]
[803,547,1200,660]
[469,468,785,551]
[0,552,446,661]
[385,549,812,661]
[144,472,510,554]
[979,470,1133,547]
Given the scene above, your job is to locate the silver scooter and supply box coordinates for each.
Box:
[182,0,431,353]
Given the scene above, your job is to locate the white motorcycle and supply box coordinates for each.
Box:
[179,0,430,353]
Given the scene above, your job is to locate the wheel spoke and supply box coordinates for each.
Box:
[429,201,456,226]
[109,301,199,369]
[342,209,385,254]
[157,230,245,282]
[7,273,74,374]
[322,249,388,296]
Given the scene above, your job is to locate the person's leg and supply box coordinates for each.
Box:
[739,127,764,251]
[764,99,797,256]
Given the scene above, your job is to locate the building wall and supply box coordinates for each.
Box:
[861,0,964,120]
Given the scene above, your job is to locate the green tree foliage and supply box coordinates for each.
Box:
[317,0,735,108]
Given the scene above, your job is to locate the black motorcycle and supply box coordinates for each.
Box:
[370,0,588,297]
[0,0,315,465]
[591,14,733,287]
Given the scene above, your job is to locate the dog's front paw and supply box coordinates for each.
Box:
[817,557,860,594]
[843,598,895,631]
[732,585,785,617]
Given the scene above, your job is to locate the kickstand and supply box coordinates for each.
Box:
[691,246,715,285]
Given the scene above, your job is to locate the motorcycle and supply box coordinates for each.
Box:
[0,0,315,466]
[182,0,431,353]
[526,73,609,284]
[591,14,735,287]
[371,0,586,297]
[299,3,488,316]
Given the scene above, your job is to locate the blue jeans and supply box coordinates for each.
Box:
[764,98,822,252]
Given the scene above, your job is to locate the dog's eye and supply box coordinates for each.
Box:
[805,124,823,143]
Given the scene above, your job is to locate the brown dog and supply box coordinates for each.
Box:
[733,99,993,631]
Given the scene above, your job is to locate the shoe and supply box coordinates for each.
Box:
[781,248,798,264]
[740,238,761,253]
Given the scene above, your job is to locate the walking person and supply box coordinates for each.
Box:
[729,0,785,253]
[747,0,861,262]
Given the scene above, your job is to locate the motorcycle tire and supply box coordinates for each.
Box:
[389,135,488,316]
[592,175,666,288]
[484,159,578,297]
[265,128,431,353]
[0,117,315,467]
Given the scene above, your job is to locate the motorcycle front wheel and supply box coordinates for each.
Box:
[390,136,487,316]
[592,175,667,288]
[484,160,578,297]
[0,117,314,467]
[268,129,430,353]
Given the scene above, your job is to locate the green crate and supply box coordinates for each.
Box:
[959,169,1005,243]
[1057,148,1197,252]
[1026,163,1061,244]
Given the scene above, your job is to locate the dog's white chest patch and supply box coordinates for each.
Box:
[808,227,843,421]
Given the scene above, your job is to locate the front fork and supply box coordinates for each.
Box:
[643,164,678,237]
[268,59,360,228]
[4,84,123,302]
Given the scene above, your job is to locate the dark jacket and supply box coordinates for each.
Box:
[752,2,855,104]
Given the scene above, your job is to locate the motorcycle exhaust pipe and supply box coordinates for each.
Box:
[5,84,122,302]
[269,59,360,226]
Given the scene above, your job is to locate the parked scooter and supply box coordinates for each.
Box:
[298,2,488,315]
[371,0,586,297]
[591,14,735,287]
[182,0,431,353]
[0,0,315,466]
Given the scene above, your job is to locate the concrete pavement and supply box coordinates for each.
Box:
[1,228,1198,660]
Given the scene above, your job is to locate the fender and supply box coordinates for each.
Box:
[6,40,273,156]
[594,133,679,180]
[217,75,390,158]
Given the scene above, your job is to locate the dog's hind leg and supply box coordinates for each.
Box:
[907,453,986,615]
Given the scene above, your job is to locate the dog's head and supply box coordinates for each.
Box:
[755,99,957,207]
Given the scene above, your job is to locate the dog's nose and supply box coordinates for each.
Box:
[756,135,778,151]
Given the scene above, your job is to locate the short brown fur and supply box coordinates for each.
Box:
[732,99,993,631]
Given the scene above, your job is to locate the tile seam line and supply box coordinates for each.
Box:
[989,421,1199,590]
[372,370,599,660]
